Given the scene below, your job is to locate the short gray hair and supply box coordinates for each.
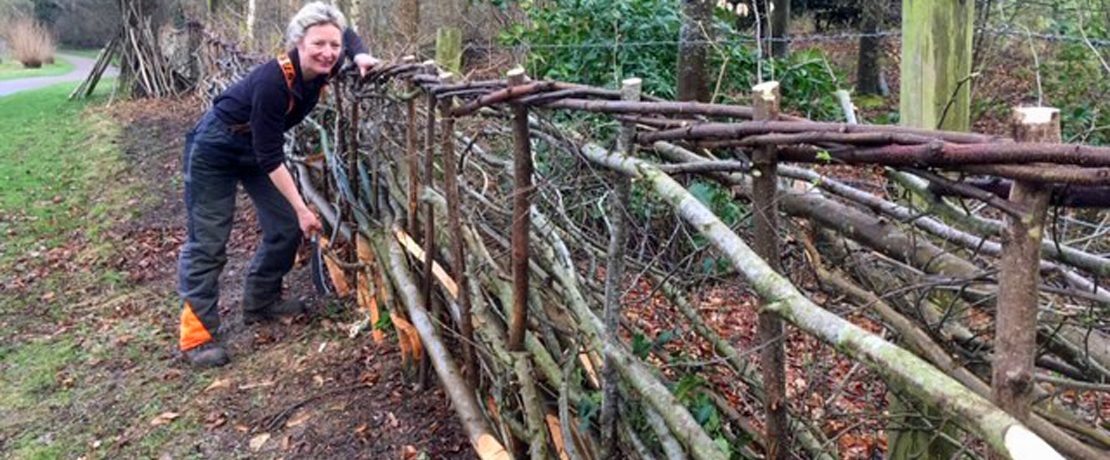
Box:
[285,2,348,49]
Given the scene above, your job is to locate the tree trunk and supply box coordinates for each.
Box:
[770,0,789,58]
[677,0,712,102]
[245,0,256,48]
[348,0,362,32]
[857,0,883,95]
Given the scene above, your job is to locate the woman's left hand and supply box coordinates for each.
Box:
[354,53,382,77]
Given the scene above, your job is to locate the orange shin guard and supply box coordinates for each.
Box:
[179,301,213,351]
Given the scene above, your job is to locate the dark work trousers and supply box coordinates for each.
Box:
[176,112,302,351]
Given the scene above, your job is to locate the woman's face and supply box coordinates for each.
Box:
[296,23,342,78]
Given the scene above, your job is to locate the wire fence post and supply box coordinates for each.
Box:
[752,80,789,460]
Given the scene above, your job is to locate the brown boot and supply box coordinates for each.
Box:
[243,298,306,325]
[184,342,229,368]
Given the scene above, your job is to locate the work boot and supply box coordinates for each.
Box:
[243,298,306,325]
[184,342,230,368]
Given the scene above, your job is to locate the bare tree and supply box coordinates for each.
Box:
[856,0,884,95]
[770,0,789,58]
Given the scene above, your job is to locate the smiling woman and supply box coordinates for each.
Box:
[174,1,381,368]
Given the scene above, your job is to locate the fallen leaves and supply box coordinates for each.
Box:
[204,378,232,392]
[249,433,270,452]
[284,411,311,428]
[238,380,275,391]
[149,412,180,426]
[202,410,226,430]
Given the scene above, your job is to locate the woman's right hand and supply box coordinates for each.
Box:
[297,207,322,238]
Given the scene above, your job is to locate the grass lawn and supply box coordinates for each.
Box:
[0,54,74,81]
[0,81,213,459]
[0,81,117,260]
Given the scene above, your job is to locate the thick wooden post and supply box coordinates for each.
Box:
[677,0,712,102]
[992,107,1059,427]
[599,77,642,458]
[751,81,788,460]
[439,73,477,388]
[894,3,973,457]
[507,67,532,353]
[900,0,974,130]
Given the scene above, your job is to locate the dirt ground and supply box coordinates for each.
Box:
[3,96,475,459]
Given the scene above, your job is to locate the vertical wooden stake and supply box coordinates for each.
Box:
[599,77,641,457]
[419,61,438,389]
[992,107,1058,425]
[439,72,477,388]
[507,66,531,353]
[752,80,788,460]
[403,55,420,236]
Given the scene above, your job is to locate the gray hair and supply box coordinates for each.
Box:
[285,2,347,49]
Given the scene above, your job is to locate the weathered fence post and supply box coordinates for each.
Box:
[752,80,788,460]
[677,0,712,102]
[419,61,439,388]
[507,66,531,353]
[506,65,537,460]
[439,72,477,388]
[404,56,420,236]
[600,77,642,458]
[992,107,1059,426]
[900,0,974,131]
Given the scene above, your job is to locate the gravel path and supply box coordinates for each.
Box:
[0,53,118,97]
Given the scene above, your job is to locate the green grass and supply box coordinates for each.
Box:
[0,81,118,263]
[0,54,74,81]
[0,81,128,459]
[0,338,78,409]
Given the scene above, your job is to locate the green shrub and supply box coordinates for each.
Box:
[499,0,844,120]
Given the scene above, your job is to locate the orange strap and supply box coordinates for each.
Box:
[276,53,297,115]
[276,53,329,115]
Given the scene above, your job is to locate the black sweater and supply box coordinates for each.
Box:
[211,28,367,173]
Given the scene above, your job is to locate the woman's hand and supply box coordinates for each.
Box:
[353,53,382,77]
[296,207,322,238]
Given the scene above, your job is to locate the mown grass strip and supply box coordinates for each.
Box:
[0,55,74,81]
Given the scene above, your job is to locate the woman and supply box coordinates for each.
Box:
[177,2,380,367]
